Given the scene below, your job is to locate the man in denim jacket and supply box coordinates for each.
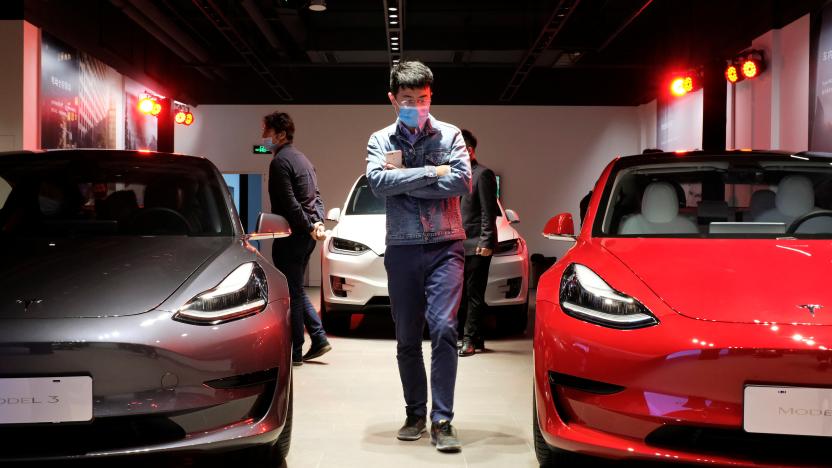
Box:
[366,61,471,453]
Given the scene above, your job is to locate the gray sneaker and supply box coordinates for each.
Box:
[397,415,426,441]
[430,420,461,452]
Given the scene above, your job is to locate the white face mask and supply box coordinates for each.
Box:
[39,195,61,216]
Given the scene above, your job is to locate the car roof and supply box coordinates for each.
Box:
[613,149,832,168]
[0,149,209,166]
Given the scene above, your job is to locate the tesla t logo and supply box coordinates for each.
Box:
[798,304,824,317]
[16,299,42,313]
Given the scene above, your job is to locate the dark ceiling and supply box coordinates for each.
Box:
[19,0,824,106]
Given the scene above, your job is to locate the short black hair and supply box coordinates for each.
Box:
[461,129,477,150]
[263,111,295,142]
[390,61,433,95]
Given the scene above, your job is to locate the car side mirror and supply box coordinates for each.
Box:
[543,213,576,242]
[249,213,292,240]
[505,209,520,224]
[326,207,341,222]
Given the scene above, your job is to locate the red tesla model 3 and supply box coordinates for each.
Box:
[534,150,832,467]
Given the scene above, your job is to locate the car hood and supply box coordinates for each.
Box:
[600,238,832,325]
[0,237,230,319]
[333,213,518,256]
[333,215,387,255]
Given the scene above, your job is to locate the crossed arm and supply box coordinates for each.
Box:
[365,132,471,199]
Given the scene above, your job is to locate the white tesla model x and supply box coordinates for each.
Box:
[321,175,529,332]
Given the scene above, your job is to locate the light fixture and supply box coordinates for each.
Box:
[137,93,164,117]
[173,102,195,126]
[725,64,740,83]
[725,50,766,84]
[138,97,155,115]
[309,0,326,12]
[668,69,701,98]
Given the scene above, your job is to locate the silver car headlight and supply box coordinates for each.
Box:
[174,262,268,325]
[559,263,657,329]
[330,237,371,255]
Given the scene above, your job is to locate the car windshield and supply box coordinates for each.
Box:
[346,176,385,215]
[0,153,234,237]
[597,155,832,238]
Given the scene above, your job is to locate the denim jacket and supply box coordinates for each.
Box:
[366,115,472,245]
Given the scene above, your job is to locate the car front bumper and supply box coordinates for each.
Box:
[322,250,528,311]
[534,298,832,467]
[0,301,291,461]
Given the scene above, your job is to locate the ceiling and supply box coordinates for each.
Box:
[22,0,824,106]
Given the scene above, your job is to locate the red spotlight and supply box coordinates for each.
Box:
[742,59,758,79]
[184,112,194,126]
[175,111,187,124]
[670,78,687,97]
[150,102,162,116]
[138,97,155,114]
[683,76,694,92]
[726,65,739,83]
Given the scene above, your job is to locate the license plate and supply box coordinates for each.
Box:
[744,385,832,437]
[0,376,93,424]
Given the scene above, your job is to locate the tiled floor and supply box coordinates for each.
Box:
[285,288,538,468]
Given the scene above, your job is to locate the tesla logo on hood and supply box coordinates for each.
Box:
[16,299,42,313]
[798,304,824,317]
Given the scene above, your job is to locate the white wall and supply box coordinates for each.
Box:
[0,21,39,151]
[176,104,644,284]
[731,14,810,151]
[658,89,704,151]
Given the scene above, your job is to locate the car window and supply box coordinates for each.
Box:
[598,158,832,238]
[0,156,233,237]
[346,176,385,215]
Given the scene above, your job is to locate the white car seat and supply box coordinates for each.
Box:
[619,182,699,235]
[755,175,832,233]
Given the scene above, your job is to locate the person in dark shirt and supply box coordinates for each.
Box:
[262,111,331,366]
[457,129,498,357]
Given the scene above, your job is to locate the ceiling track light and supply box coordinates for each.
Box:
[384,0,403,67]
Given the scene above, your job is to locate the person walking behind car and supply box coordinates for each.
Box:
[262,111,331,366]
[457,129,497,357]
[366,61,472,453]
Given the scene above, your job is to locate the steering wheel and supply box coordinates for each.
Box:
[130,207,191,234]
[786,210,832,234]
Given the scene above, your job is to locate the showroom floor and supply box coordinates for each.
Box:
[286,287,538,468]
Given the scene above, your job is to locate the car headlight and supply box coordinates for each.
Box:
[559,263,658,329]
[174,262,268,325]
[330,237,371,255]
[494,239,520,256]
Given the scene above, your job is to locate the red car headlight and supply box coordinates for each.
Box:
[559,263,658,329]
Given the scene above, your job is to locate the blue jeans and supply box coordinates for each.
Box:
[272,234,327,360]
[384,240,464,423]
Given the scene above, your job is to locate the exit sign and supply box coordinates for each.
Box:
[253,145,270,154]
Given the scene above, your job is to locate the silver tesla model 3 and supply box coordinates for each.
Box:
[0,149,293,463]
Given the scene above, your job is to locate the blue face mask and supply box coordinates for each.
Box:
[262,138,277,152]
[398,105,430,130]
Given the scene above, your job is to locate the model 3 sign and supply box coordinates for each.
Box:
[0,376,93,424]
[744,386,832,437]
